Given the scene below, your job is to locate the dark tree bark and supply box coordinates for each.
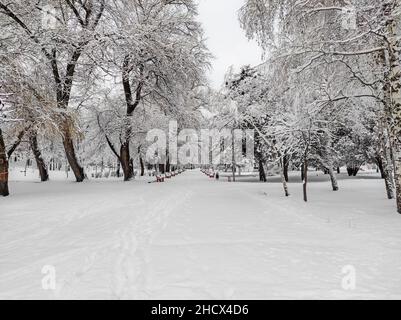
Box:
[303,159,308,202]
[283,154,289,182]
[109,49,155,182]
[166,154,171,173]
[347,166,360,177]
[328,168,339,191]
[29,132,49,182]
[137,146,145,177]
[120,142,133,181]
[7,129,25,159]
[118,55,143,181]
[62,124,84,182]
[259,159,267,182]
[375,156,386,179]
[0,128,9,197]
[116,160,121,178]
[140,155,145,177]
[301,164,305,182]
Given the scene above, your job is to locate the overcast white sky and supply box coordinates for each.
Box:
[197,0,263,89]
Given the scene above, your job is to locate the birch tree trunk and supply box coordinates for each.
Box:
[382,153,396,200]
[280,159,290,197]
[323,132,338,191]
[379,118,395,199]
[393,145,401,213]
[386,1,401,213]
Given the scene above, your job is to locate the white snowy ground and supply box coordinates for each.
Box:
[1,168,401,300]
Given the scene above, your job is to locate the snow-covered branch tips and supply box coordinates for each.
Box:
[145,121,255,166]
[341,6,357,30]
[41,4,59,30]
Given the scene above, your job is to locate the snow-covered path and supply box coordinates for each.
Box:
[1,170,401,299]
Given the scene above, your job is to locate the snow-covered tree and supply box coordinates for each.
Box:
[0,0,106,182]
[239,0,401,212]
[91,0,210,180]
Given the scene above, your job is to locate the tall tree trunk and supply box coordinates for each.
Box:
[7,129,25,159]
[320,131,339,191]
[166,154,171,173]
[259,158,267,182]
[120,56,143,182]
[347,166,360,177]
[138,146,145,177]
[328,168,339,191]
[382,1,401,211]
[140,155,145,177]
[29,132,49,182]
[280,159,290,197]
[231,128,236,182]
[303,159,308,202]
[301,163,305,182]
[382,155,396,200]
[375,156,386,179]
[283,154,289,182]
[62,123,85,182]
[116,160,121,178]
[385,1,401,213]
[0,128,9,196]
[394,145,401,213]
[281,173,290,197]
[379,119,395,199]
[120,142,133,181]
